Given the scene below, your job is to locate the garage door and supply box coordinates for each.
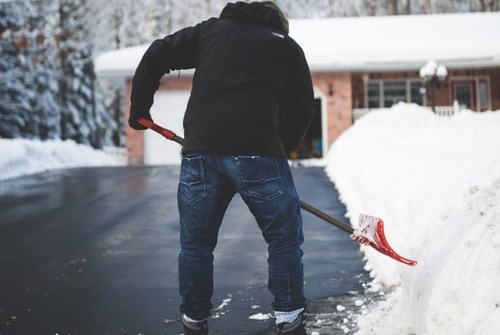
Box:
[144,91,189,165]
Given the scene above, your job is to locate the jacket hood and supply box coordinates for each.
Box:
[220,1,289,34]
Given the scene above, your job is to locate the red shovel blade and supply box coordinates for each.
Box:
[351,214,417,266]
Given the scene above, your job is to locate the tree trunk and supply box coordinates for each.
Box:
[365,0,377,16]
[479,0,487,11]
[391,0,399,14]
[405,0,411,14]
[419,0,431,13]
[468,0,476,12]
[58,2,68,141]
[112,88,122,147]
[326,0,336,17]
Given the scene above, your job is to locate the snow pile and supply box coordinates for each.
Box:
[0,138,124,181]
[248,312,273,321]
[326,103,500,335]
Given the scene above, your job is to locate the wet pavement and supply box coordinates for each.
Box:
[0,165,371,335]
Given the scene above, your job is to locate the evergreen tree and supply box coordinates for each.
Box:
[55,0,104,147]
[0,0,60,139]
[0,1,30,138]
[28,0,60,140]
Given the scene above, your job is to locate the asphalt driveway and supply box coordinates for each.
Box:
[0,165,370,335]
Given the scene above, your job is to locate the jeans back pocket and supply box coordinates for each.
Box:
[235,156,283,201]
[180,156,206,205]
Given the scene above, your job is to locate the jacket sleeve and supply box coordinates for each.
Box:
[279,43,315,152]
[128,19,214,129]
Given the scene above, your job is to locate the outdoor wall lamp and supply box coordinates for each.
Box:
[420,60,448,113]
[328,83,334,96]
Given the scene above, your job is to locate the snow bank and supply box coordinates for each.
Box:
[326,103,500,334]
[0,138,124,181]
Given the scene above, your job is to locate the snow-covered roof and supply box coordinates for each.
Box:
[95,12,500,76]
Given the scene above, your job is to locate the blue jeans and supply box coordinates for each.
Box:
[178,153,305,320]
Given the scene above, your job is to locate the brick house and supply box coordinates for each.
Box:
[96,12,500,165]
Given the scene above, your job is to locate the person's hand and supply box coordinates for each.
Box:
[129,113,152,130]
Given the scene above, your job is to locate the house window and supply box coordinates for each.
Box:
[410,82,424,106]
[383,81,406,107]
[366,79,423,108]
[367,82,381,108]
[451,77,490,111]
[478,79,490,111]
[454,81,473,109]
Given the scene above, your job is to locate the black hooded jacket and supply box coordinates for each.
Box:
[130,1,315,157]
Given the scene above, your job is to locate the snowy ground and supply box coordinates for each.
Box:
[327,103,500,335]
[0,139,124,181]
[1,103,499,334]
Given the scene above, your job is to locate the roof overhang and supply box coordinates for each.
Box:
[95,12,500,77]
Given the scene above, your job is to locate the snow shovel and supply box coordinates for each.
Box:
[138,118,417,266]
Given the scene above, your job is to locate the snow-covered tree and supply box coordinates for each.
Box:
[54,0,96,146]
[0,1,30,138]
[26,0,60,140]
[0,0,60,140]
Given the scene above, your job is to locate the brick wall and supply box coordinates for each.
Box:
[311,72,353,151]
[124,78,143,165]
